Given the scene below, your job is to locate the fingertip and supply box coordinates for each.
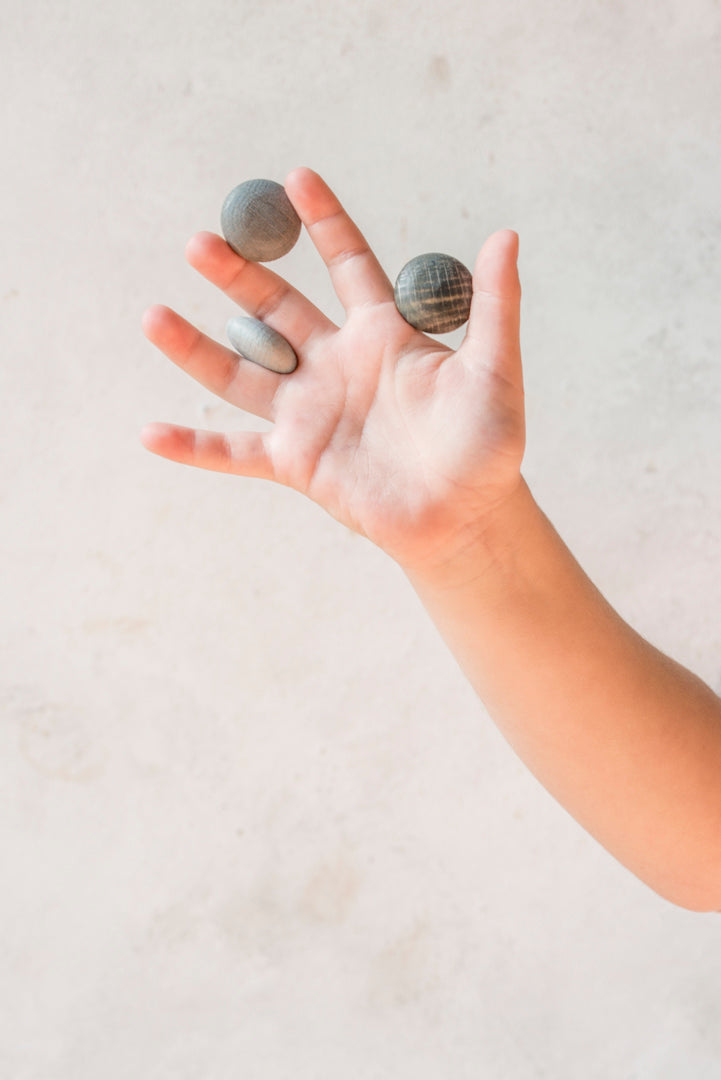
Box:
[141,304,171,340]
[475,228,519,267]
[139,421,166,452]
[499,229,519,262]
[140,422,194,464]
[284,165,321,195]
[185,230,226,268]
[472,229,522,301]
[283,167,340,224]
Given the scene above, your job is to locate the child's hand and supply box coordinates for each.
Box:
[141,168,525,573]
[141,169,721,910]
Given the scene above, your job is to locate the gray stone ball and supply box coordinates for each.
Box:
[394,252,473,334]
[226,316,298,374]
[221,179,302,262]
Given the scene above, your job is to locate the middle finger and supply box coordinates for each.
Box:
[185,231,336,353]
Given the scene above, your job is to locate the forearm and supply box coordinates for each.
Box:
[405,479,721,911]
[144,172,718,908]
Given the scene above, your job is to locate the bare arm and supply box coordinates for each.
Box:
[406,480,721,911]
[141,167,721,911]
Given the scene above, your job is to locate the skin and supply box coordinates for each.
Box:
[142,167,721,911]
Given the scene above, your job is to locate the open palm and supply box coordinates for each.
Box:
[142,168,526,571]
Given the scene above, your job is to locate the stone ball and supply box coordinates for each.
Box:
[221,179,301,262]
[394,252,473,334]
[226,316,298,374]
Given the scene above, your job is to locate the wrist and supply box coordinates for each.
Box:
[400,477,542,599]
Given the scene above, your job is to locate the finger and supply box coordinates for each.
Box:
[140,422,275,480]
[142,304,281,422]
[463,230,523,387]
[283,167,394,311]
[185,231,334,352]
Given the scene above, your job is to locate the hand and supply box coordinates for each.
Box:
[141,168,526,573]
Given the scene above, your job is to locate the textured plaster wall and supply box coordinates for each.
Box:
[3,1,721,1077]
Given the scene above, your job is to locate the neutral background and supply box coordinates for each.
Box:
[3,1,721,1076]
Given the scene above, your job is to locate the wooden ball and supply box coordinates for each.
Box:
[226,316,298,374]
[221,179,301,262]
[394,252,473,334]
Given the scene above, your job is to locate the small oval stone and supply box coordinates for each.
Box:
[221,179,301,262]
[394,252,473,334]
[226,316,298,374]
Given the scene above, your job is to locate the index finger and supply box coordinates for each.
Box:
[284,167,394,312]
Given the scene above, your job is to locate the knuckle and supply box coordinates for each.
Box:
[254,281,291,322]
[327,244,371,272]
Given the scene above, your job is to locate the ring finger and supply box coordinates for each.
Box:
[142,304,283,421]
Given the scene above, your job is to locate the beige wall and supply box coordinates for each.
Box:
[3,1,721,1075]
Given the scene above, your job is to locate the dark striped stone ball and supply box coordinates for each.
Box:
[394,252,473,334]
[221,179,301,262]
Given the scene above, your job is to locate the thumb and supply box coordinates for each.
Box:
[463,229,522,384]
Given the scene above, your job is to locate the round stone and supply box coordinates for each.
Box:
[221,179,301,262]
[394,252,473,334]
[226,316,298,374]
